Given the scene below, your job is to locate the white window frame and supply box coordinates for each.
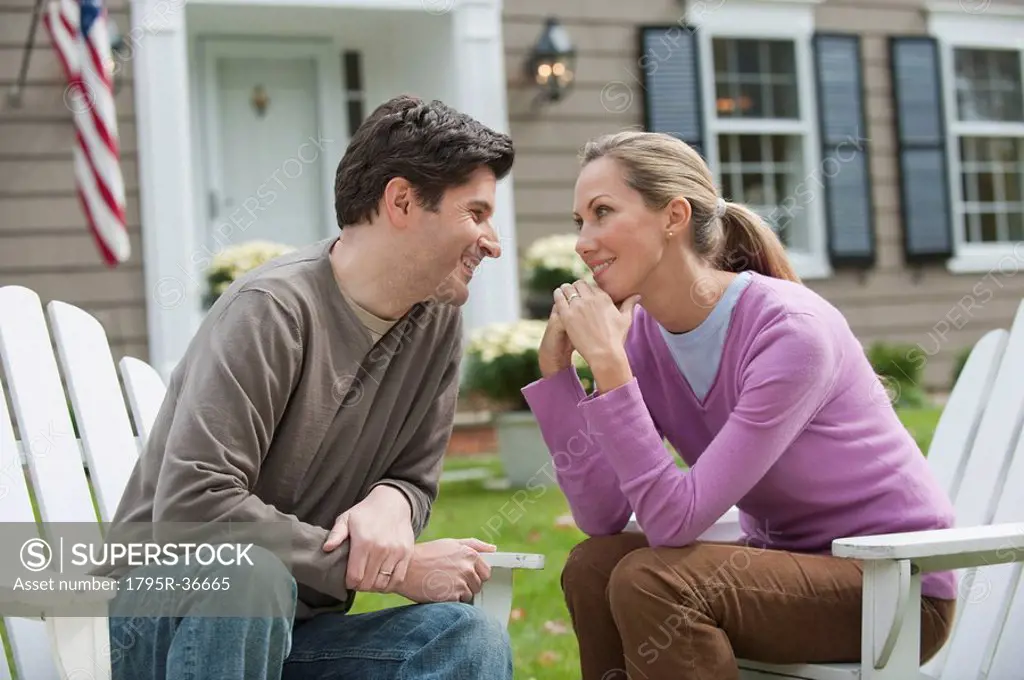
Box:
[927,3,1024,274]
[687,0,831,280]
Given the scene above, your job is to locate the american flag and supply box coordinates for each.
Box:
[43,0,130,266]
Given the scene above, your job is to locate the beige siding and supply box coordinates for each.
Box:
[503,0,1024,390]
[0,0,146,364]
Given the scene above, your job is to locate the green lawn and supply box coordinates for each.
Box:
[1,407,944,679]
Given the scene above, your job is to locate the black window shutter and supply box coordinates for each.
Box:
[890,37,954,262]
[813,33,875,267]
[638,25,704,158]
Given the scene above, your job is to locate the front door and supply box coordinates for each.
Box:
[203,44,329,256]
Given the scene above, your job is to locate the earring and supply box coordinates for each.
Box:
[667,231,673,239]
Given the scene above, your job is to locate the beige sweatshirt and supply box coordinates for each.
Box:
[107,237,463,618]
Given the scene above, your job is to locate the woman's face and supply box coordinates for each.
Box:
[572,156,684,303]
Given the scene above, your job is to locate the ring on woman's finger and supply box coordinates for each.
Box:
[566,292,581,304]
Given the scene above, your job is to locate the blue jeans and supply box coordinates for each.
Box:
[107,547,513,679]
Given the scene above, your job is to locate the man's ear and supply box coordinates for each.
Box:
[383,177,414,227]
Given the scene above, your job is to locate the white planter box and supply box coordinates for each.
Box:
[494,410,558,488]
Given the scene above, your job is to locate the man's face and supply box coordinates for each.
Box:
[407,166,502,307]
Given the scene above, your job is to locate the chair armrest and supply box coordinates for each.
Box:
[0,575,118,619]
[481,552,545,569]
[625,507,744,544]
[474,552,544,627]
[833,522,1024,572]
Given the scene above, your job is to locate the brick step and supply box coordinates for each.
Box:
[447,411,496,457]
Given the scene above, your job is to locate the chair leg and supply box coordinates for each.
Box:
[861,560,921,680]
[46,616,111,680]
[472,567,514,627]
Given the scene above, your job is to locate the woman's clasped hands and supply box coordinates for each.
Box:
[537,280,641,393]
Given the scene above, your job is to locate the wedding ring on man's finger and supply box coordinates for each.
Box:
[566,292,581,304]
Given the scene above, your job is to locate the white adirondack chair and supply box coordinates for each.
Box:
[0,285,544,680]
[628,302,1024,679]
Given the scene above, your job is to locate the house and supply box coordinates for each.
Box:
[1,0,1023,390]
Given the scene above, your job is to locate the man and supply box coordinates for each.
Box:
[105,95,516,679]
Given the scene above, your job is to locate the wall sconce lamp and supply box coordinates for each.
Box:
[106,18,131,95]
[524,16,576,107]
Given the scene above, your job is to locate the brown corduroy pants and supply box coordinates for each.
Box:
[561,533,956,680]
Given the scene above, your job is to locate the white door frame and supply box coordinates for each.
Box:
[195,37,344,254]
[130,0,520,380]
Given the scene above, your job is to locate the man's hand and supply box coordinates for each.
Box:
[322,484,415,593]
[394,538,496,604]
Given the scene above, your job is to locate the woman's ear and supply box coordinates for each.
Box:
[664,196,692,239]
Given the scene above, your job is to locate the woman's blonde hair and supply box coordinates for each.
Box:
[579,130,800,283]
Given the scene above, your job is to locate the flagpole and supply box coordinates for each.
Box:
[6,0,48,108]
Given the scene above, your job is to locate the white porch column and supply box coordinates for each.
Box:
[451,0,522,337]
[131,0,200,380]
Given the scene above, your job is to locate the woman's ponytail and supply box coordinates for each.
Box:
[717,201,800,283]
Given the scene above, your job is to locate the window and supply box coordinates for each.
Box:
[952,49,1024,245]
[640,1,854,278]
[694,3,831,277]
[930,11,1024,272]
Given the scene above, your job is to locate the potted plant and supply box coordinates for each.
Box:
[521,234,593,319]
[204,240,295,308]
[462,319,594,487]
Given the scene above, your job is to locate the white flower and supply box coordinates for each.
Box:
[522,233,593,285]
[466,319,550,364]
[207,240,295,289]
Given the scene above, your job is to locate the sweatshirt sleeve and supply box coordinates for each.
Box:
[521,366,634,536]
[367,312,462,537]
[151,289,352,604]
[577,312,838,547]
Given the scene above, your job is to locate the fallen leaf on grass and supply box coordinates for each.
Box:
[509,608,525,621]
[554,513,577,529]
[543,619,569,635]
[538,650,563,666]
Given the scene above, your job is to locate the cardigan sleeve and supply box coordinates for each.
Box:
[577,312,839,547]
[521,366,634,536]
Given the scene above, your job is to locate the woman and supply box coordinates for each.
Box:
[521,131,957,680]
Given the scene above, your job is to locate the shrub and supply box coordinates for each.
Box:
[461,319,594,411]
[205,240,295,308]
[865,341,930,409]
[522,234,593,298]
[951,344,973,388]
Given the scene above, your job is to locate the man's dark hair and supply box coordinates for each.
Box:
[334,95,515,228]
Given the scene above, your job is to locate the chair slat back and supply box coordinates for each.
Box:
[939,421,1024,680]
[47,301,139,521]
[923,302,1024,679]
[926,329,1007,501]
[0,287,101,539]
[118,357,168,445]
[0,314,62,680]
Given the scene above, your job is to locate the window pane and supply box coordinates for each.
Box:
[737,40,761,75]
[742,173,766,202]
[714,38,799,120]
[1009,212,1024,241]
[739,135,763,162]
[954,48,1024,122]
[980,212,999,241]
[772,84,799,118]
[713,38,730,77]
[978,171,997,203]
[770,41,796,76]
[1007,172,1022,203]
